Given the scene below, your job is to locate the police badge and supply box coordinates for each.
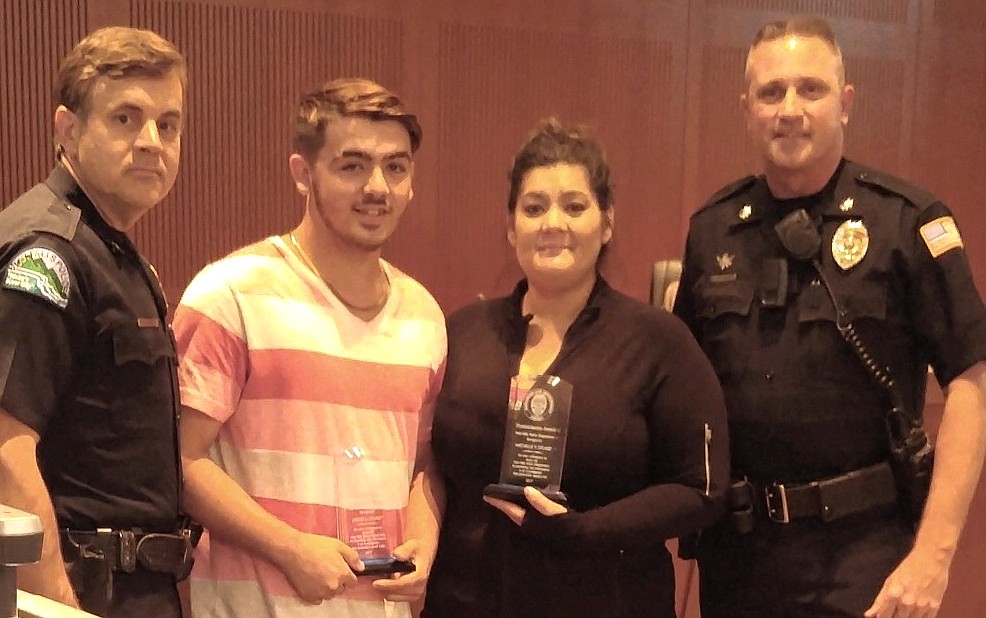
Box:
[831,219,869,270]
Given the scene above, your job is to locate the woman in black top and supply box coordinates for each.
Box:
[423,119,729,617]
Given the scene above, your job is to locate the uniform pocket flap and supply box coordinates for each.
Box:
[112,323,174,366]
[798,282,887,323]
[697,279,755,319]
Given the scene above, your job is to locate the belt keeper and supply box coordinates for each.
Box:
[117,529,137,573]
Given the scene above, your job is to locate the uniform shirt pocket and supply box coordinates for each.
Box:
[797,280,887,324]
[111,323,174,366]
[694,279,755,380]
[697,279,755,320]
[106,322,176,434]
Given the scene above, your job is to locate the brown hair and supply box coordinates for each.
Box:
[293,78,422,163]
[56,26,187,119]
[746,17,846,85]
[507,117,613,214]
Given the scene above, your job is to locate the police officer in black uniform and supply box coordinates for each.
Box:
[674,17,986,618]
[0,27,195,617]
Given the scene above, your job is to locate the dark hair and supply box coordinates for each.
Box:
[507,118,613,213]
[747,17,845,85]
[293,78,422,163]
[56,26,187,119]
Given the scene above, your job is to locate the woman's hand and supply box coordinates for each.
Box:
[483,486,568,525]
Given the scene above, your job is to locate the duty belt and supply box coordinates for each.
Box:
[750,461,899,524]
[61,527,196,579]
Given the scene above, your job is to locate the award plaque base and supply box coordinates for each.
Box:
[483,483,568,508]
[358,557,416,576]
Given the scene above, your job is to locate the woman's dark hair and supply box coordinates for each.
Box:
[507,118,613,213]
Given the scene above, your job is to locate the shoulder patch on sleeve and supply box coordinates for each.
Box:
[2,248,72,309]
[701,175,758,209]
[919,216,964,258]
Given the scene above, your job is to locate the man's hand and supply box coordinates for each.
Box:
[483,486,568,526]
[277,533,363,604]
[372,538,430,602]
[864,546,949,618]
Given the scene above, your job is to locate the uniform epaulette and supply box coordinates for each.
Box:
[698,175,757,212]
[0,183,81,242]
[852,166,938,211]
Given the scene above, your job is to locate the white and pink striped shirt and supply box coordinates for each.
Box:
[174,236,446,618]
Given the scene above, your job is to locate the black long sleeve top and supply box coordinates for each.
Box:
[424,277,729,618]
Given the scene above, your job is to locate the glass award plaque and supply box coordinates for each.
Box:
[337,508,414,576]
[483,374,573,507]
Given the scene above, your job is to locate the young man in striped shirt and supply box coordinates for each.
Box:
[173,78,446,617]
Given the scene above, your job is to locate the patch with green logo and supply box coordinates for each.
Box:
[2,247,71,309]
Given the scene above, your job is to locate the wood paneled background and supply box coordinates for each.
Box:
[2,1,984,615]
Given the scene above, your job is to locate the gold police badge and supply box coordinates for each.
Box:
[831,219,869,270]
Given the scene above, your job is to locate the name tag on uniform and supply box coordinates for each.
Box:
[137,317,161,328]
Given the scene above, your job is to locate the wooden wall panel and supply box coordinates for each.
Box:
[435,18,683,308]
[693,44,751,203]
[706,0,908,22]
[129,0,405,302]
[912,0,986,293]
[844,56,907,172]
[0,0,86,204]
[2,1,985,615]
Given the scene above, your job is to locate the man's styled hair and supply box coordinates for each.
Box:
[293,78,422,163]
[745,17,846,86]
[56,26,187,119]
[507,117,613,214]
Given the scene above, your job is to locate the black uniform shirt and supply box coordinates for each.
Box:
[675,159,986,482]
[0,164,180,531]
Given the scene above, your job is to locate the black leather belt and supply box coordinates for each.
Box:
[61,527,195,578]
[754,461,898,524]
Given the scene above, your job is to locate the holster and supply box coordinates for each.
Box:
[65,550,113,616]
[888,425,935,528]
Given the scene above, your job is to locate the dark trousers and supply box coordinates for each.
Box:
[697,509,913,617]
[69,562,180,618]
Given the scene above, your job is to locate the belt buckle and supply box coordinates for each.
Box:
[764,483,791,523]
[136,533,191,577]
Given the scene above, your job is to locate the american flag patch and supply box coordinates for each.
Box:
[919,216,963,258]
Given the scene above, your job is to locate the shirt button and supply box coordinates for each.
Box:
[765,371,774,382]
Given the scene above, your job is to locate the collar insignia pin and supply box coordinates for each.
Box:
[832,219,869,270]
[839,197,854,212]
[738,204,753,220]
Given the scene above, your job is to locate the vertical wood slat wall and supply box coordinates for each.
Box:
[2,0,984,308]
[125,0,405,302]
[4,0,980,309]
[0,0,86,212]
[1,2,984,613]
